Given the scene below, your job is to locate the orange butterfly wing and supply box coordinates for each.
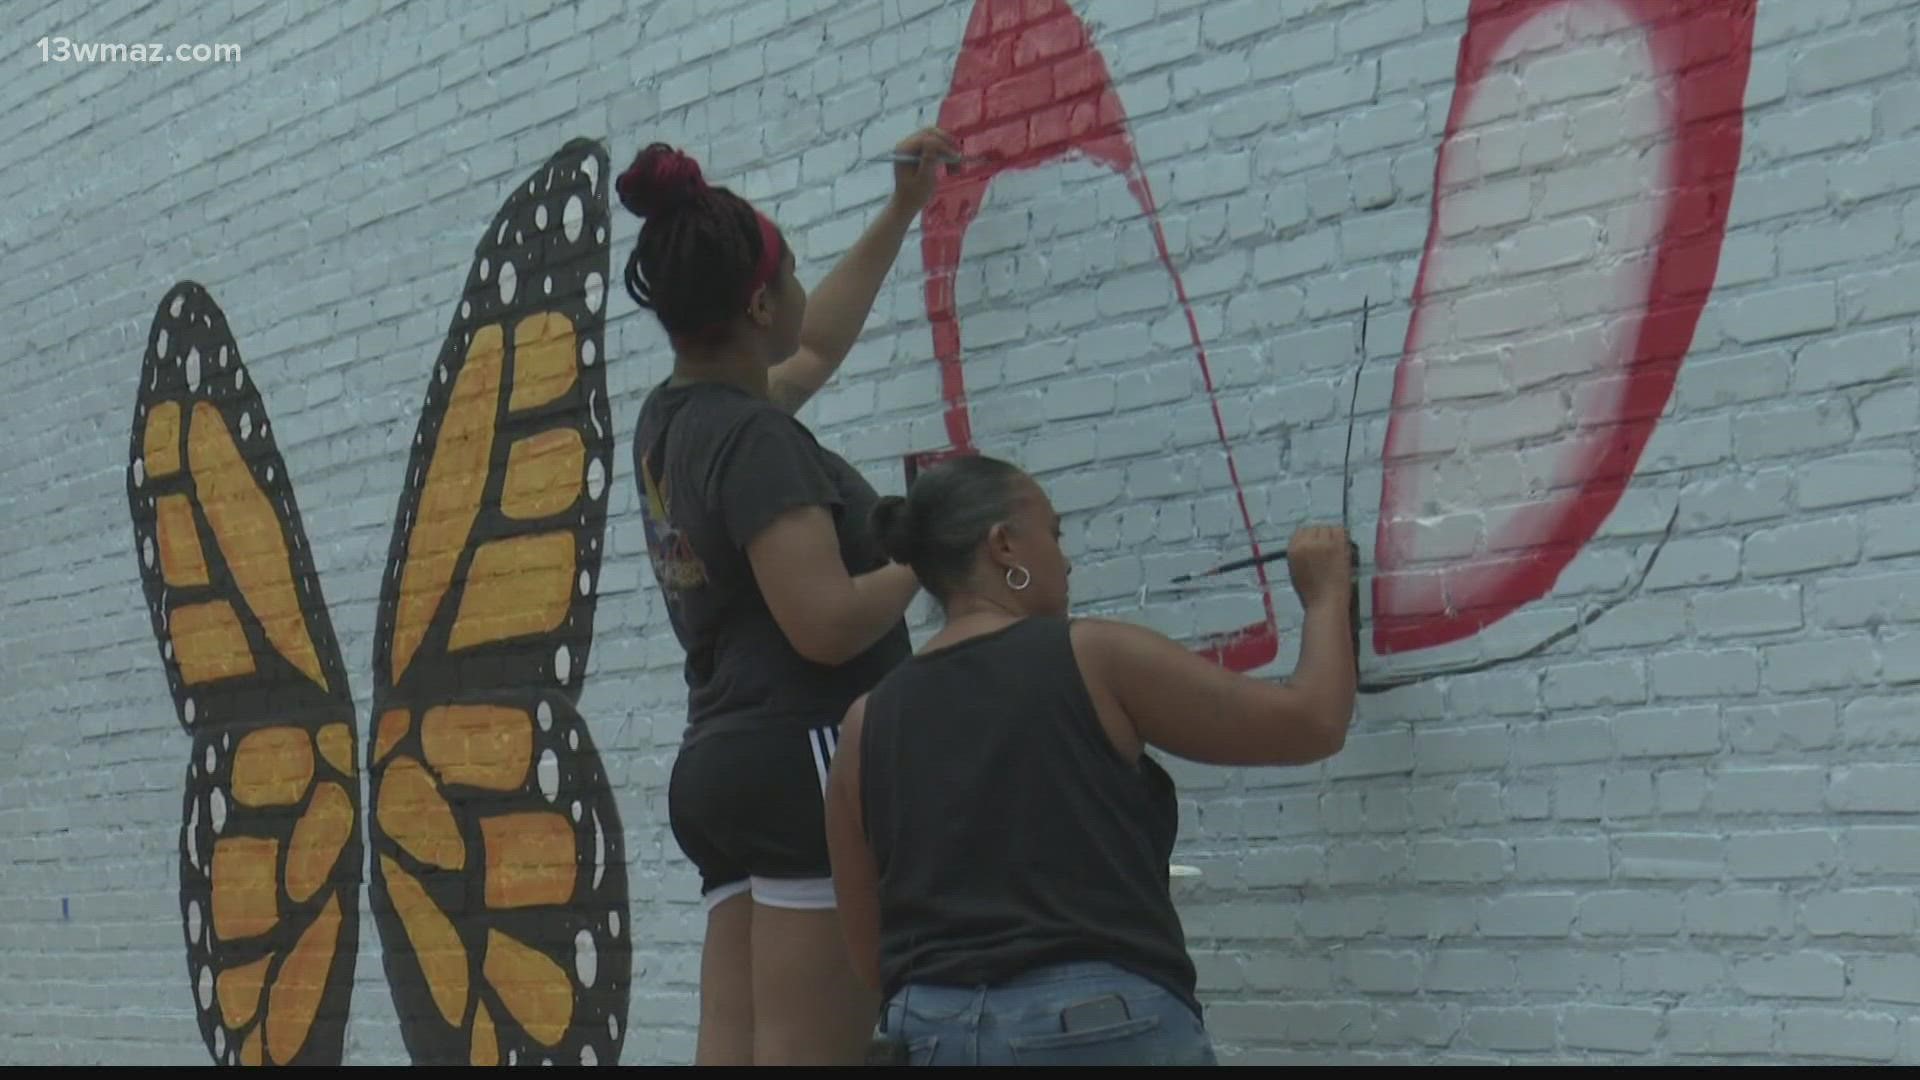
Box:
[126,282,363,1066]
[366,138,631,1067]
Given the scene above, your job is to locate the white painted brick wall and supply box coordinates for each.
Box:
[5,0,1920,1066]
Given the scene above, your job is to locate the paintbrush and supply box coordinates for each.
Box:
[867,151,997,167]
[1164,539,1363,582]
[1167,548,1289,584]
[1165,299,1373,587]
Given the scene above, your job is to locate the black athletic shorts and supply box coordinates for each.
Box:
[668,723,842,911]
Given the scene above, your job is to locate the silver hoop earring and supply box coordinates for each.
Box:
[1006,565,1031,592]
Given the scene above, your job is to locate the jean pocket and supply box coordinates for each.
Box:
[1007,1014,1163,1065]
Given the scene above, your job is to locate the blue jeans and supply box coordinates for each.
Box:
[876,961,1217,1066]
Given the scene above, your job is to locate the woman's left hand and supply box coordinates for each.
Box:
[890,126,963,214]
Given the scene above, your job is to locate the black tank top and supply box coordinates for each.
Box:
[858,616,1200,1015]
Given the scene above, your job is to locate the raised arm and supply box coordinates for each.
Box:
[1076,525,1357,767]
[768,127,959,413]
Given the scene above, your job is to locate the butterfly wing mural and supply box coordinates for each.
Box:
[127,283,363,1066]
[921,0,1283,672]
[365,137,631,1068]
[129,138,631,1067]
[1374,0,1756,655]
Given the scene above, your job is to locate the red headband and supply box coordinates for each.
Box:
[746,211,781,301]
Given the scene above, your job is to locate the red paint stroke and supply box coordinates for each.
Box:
[1373,0,1753,654]
[923,0,1278,671]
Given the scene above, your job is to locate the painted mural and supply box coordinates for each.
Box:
[921,0,1755,686]
[121,0,1769,1062]
[127,139,630,1066]
[920,0,1284,673]
[128,282,364,1066]
[366,136,630,1068]
[1374,0,1757,655]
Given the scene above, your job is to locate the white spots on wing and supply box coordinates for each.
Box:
[586,459,605,500]
[133,458,146,487]
[500,260,517,304]
[579,570,591,596]
[584,273,603,314]
[538,750,560,802]
[184,698,196,725]
[591,809,605,889]
[574,929,597,987]
[609,910,620,938]
[581,155,599,191]
[187,899,202,944]
[581,340,596,367]
[479,257,490,282]
[240,413,253,441]
[157,329,170,359]
[555,643,571,680]
[564,195,584,243]
[210,788,227,834]
[170,295,185,317]
[535,204,549,230]
[197,966,213,1009]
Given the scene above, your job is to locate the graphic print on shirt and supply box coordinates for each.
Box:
[638,447,709,598]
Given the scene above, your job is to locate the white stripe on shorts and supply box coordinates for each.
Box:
[809,725,832,795]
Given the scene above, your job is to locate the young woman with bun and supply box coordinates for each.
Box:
[824,455,1357,1066]
[618,126,958,1065]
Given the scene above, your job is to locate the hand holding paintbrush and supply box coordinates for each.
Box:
[1167,529,1361,677]
[867,143,1000,172]
[872,127,972,217]
[869,151,997,167]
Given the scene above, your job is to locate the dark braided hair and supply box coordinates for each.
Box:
[616,143,788,343]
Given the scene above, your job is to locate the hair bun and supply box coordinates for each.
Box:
[616,143,708,219]
[870,495,917,566]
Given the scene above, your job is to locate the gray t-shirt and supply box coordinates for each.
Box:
[633,379,910,743]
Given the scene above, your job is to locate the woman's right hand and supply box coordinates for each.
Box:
[1285,524,1353,611]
